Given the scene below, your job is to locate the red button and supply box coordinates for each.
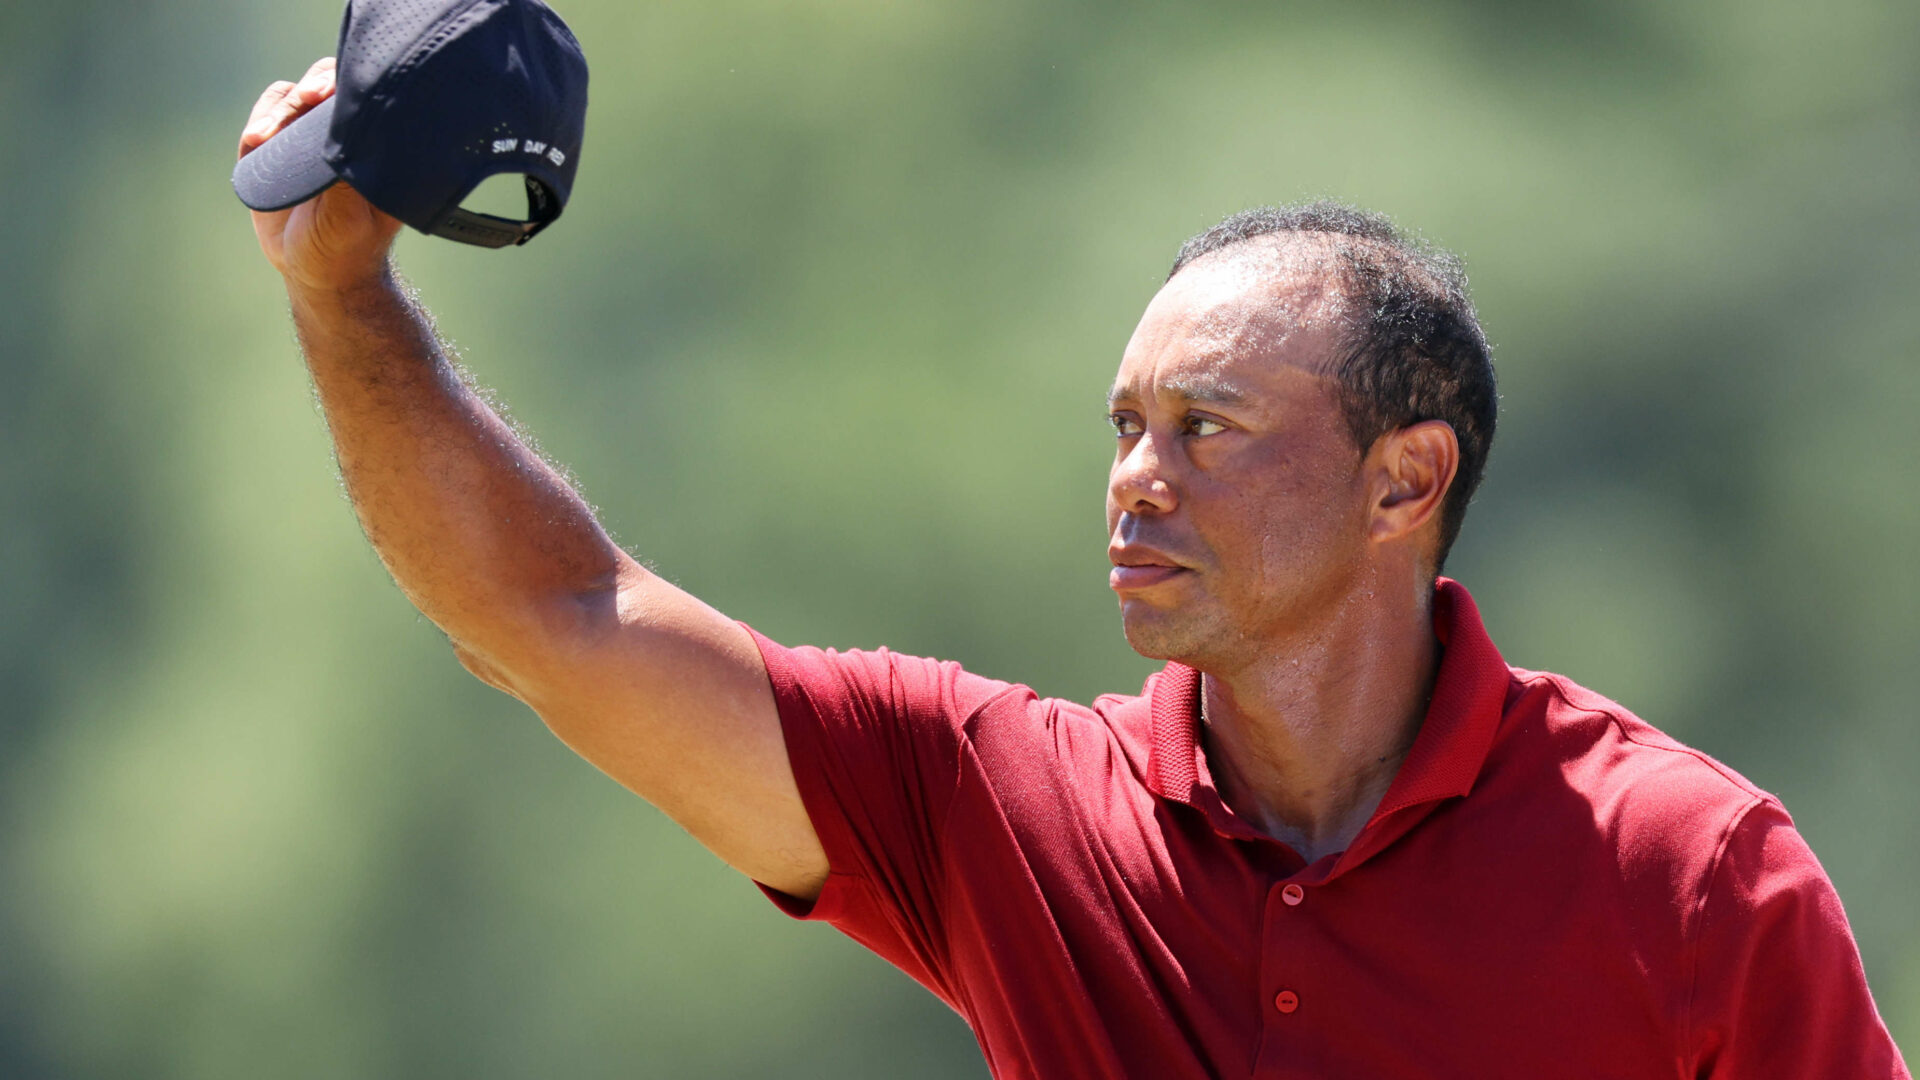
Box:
[1281,883,1305,906]
[1274,990,1299,1014]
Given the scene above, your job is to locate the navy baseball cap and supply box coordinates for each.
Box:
[233,0,588,248]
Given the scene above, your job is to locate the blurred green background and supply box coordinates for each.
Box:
[2,0,1915,1075]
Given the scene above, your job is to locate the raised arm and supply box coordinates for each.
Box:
[239,59,828,899]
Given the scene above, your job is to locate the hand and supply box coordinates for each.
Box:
[238,57,403,293]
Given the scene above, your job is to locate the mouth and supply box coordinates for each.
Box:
[1108,563,1190,591]
[1107,546,1193,592]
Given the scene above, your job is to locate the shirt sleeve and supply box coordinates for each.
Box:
[1687,797,1910,1079]
[741,624,1017,1006]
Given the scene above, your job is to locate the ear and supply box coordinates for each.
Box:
[1366,419,1460,550]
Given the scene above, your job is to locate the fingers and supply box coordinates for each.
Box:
[241,80,297,156]
[298,55,337,84]
[238,57,338,159]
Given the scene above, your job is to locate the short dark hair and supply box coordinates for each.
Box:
[1168,201,1497,572]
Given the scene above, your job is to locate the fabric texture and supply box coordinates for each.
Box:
[745,580,1908,1079]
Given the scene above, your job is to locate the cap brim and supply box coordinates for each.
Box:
[232,95,341,212]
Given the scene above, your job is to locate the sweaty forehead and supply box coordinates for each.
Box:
[1110,238,1350,406]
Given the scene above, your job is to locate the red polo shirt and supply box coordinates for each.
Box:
[745,580,1907,1078]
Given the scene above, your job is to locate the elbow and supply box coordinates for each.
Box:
[450,638,522,697]
[443,563,642,703]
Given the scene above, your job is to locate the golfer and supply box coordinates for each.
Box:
[239,59,1908,1079]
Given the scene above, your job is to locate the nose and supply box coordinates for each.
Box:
[1109,433,1178,517]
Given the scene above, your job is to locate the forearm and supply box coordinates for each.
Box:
[290,264,624,657]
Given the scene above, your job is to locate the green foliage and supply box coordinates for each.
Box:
[2,0,1915,1074]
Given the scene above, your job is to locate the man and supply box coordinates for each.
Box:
[240,61,1907,1078]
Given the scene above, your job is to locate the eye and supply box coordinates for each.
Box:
[1184,415,1227,437]
[1108,413,1143,438]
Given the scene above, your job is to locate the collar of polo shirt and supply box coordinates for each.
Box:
[1146,577,1510,880]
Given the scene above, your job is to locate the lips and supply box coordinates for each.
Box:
[1108,545,1192,592]
[1109,563,1188,590]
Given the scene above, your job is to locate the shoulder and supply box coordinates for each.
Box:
[1487,668,1792,927]
[1503,665,1775,818]
[750,631,1026,732]
[955,673,1156,784]
[1490,679,1896,1069]
[751,628,1155,774]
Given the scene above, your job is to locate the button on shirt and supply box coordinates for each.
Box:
[745,581,1908,1079]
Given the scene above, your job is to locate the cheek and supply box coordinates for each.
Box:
[1208,461,1361,577]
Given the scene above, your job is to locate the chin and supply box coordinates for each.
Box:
[1118,601,1224,665]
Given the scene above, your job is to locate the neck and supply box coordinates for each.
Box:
[1197,573,1440,863]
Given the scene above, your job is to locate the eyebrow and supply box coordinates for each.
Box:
[1106,372,1251,409]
